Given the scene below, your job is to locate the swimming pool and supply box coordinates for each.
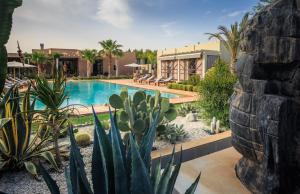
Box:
[35,80,179,109]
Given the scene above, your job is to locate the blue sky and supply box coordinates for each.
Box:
[7,0,259,53]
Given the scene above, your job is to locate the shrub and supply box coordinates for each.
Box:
[177,103,198,116]
[187,75,201,86]
[39,110,201,194]
[75,133,91,147]
[198,59,237,127]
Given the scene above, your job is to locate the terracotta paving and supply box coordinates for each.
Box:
[175,147,250,194]
[75,79,198,115]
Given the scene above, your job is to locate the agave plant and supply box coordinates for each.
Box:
[0,86,58,176]
[31,67,72,166]
[40,108,200,194]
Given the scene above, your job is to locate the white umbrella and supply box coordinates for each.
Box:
[125,63,147,68]
[7,61,36,79]
[7,61,36,68]
[125,63,148,75]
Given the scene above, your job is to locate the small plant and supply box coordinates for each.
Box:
[178,103,198,116]
[31,66,73,167]
[158,123,188,144]
[75,133,91,147]
[187,75,201,86]
[0,86,58,176]
[198,59,237,127]
[39,109,200,194]
[109,88,177,143]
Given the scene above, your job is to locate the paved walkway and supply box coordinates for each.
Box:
[75,79,198,115]
[175,147,250,194]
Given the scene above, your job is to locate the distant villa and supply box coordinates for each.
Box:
[157,41,230,81]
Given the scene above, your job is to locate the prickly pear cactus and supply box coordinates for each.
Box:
[0,0,22,94]
[109,88,177,143]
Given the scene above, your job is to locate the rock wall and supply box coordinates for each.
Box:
[230,0,300,193]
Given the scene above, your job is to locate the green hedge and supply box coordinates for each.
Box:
[198,59,237,127]
[168,83,197,92]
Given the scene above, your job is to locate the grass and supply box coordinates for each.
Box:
[31,102,197,132]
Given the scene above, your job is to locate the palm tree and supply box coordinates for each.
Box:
[99,39,123,78]
[32,51,47,76]
[206,14,249,73]
[81,49,98,77]
[49,52,62,76]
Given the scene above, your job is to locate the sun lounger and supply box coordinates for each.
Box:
[155,76,173,86]
[142,75,155,84]
[138,74,150,83]
[145,76,157,84]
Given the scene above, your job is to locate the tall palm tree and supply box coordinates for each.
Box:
[81,49,98,77]
[32,51,47,76]
[49,52,62,76]
[206,14,249,73]
[99,39,123,78]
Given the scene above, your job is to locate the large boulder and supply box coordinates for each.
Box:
[230,0,300,193]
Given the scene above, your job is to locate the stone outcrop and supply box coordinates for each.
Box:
[230,0,300,193]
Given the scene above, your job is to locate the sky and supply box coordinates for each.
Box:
[7,0,259,53]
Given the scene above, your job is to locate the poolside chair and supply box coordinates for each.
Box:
[142,75,155,84]
[137,74,151,83]
[155,76,173,86]
[145,75,157,84]
[151,77,162,85]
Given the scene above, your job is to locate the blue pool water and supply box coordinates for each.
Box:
[35,81,179,109]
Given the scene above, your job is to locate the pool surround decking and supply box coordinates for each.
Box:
[75,79,198,115]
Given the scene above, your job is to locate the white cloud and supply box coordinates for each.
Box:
[160,21,181,38]
[227,10,247,17]
[97,0,132,29]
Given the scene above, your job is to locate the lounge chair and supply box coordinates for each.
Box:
[137,74,150,83]
[151,77,162,85]
[133,74,141,82]
[145,76,157,84]
[155,76,173,86]
[142,75,155,84]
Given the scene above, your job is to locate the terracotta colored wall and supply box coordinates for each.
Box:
[78,59,87,77]
[102,52,136,76]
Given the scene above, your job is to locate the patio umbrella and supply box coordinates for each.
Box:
[125,63,147,75]
[7,61,36,78]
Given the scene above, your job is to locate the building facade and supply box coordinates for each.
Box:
[31,47,136,77]
[157,41,230,81]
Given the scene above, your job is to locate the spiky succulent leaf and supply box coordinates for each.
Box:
[40,151,59,171]
[24,161,37,176]
[184,173,201,194]
[130,135,153,194]
[68,127,93,194]
[92,107,112,194]
[38,164,60,194]
[109,110,129,194]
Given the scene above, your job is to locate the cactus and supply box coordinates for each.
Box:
[210,117,220,134]
[109,88,177,143]
[0,1,23,94]
[75,133,91,147]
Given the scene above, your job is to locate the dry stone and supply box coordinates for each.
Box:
[230,0,300,193]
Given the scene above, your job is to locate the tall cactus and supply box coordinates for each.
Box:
[109,88,177,143]
[0,0,22,94]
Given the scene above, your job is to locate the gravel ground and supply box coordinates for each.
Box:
[0,116,211,194]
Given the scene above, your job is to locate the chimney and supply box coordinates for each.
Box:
[40,43,44,50]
